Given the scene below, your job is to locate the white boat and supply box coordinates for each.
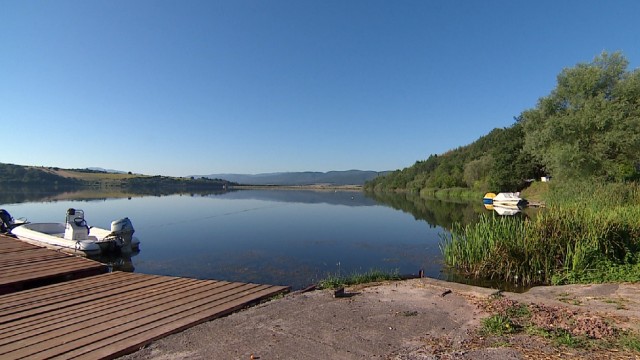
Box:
[7,208,140,256]
[492,192,527,209]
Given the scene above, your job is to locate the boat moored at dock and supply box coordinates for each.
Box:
[490,192,527,209]
[6,208,140,256]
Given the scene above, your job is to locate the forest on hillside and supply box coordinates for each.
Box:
[366,52,640,193]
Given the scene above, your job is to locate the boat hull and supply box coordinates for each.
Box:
[492,192,527,209]
[11,223,115,256]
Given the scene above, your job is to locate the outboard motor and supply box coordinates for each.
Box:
[109,217,135,253]
[0,209,14,233]
[64,208,90,240]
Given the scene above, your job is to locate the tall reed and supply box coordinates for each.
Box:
[441,181,640,286]
[440,214,535,283]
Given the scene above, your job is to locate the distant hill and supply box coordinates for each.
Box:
[1,162,387,188]
[0,163,82,188]
[0,163,233,191]
[86,167,127,174]
[197,170,389,186]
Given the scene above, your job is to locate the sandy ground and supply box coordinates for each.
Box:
[119,278,640,360]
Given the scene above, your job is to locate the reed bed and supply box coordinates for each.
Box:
[441,181,640,286]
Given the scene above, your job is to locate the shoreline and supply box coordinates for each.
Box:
[119,278,640,359]
[231,184,363,191]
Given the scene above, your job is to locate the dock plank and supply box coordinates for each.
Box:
[0,272,289,360]
[0,235,108,295]
[0,235,290,360]
[66,286,283,360]
[0,274,176,322]
[0,281,251,356]
[0,277,205,341]
[0,271,132,309]
[22,283,269,359]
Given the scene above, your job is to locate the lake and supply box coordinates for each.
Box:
[0,189,488,290]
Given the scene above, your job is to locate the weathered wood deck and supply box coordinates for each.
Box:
[0,234,108,295]
[0,272,289,359]
[0,234,290,359]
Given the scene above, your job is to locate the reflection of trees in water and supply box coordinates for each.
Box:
[0,186,76,205]
[367,192,532,292]
[365,191,485,230]
[216,189,377,207]
[0,184,232,205]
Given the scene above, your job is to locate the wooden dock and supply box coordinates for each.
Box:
[0,235,290,359]
[0,234,108,295]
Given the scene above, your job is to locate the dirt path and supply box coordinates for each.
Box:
[119,279,640,360]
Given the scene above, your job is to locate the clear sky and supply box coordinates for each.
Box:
[1,1,639,176]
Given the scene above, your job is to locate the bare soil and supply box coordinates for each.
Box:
[119,278,640,360]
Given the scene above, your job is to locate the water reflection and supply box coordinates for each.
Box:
[1,188,522,290]
[0,185,78,205]
[484,203,522,216]
[205,189,377,207]
[365,191,486,230]
[0,185,231,205]
[92,251,139,272]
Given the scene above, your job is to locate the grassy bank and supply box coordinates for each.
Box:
[440,181,640,286]
[317,269,402,289]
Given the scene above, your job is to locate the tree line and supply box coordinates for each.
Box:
[366,52,640,193]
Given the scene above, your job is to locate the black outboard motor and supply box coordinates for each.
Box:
[0,209,14,233]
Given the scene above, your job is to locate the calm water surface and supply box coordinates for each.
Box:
[1,190,485,289]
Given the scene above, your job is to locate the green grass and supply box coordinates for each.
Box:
[505,303,531,318]
[601,297,629,310]
[552,262,640,285]
[267,292,286,301]
[481,314,516,336]
[552,329,587,348]
[481,298,638,354]
[519,181,550,204]
[619,331,640,352]
[440,181,640,286]
[317,269,401,289]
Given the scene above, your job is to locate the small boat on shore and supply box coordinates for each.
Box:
[7,208,140,256]
[491,192,527,209]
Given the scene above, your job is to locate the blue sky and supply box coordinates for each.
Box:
[1,1,639,176]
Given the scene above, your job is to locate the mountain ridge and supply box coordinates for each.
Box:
[195,170,390,186]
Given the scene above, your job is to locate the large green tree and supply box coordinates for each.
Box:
[366,52,639,194]
[522,52,640,181]
[488,122,542,191]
